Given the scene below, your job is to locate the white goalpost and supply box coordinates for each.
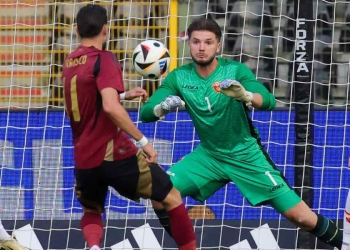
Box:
[0,0,349,249]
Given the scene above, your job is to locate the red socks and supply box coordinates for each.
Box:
[81,212,103,248]
[168,203,196,249]
[81,207,195,249]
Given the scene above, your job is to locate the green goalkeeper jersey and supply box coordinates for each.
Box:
[140,58,276,156]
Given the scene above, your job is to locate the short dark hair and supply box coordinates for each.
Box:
[77,4,107,38]
[187,19,222,41]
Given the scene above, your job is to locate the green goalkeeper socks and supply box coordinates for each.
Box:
[308,213,342,248]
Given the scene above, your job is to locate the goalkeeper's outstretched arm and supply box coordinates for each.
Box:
[250,92,274,110]
[237,63,276,110]
[140,73,180,122]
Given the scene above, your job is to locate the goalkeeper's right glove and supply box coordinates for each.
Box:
[219,79,253,106]
[153,95,185,118]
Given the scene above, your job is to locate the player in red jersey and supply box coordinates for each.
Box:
[62,4,196,250]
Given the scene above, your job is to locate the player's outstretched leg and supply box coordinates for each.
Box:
[80,211,103,250]
[153,201,173,236]
[0,219,29,250]
[271,191,342,249]
[342,189,350,250]
[159,188,196,250]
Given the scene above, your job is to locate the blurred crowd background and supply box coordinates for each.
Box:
[0,0,349,109]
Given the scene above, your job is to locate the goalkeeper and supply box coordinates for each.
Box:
[140,18,342,248]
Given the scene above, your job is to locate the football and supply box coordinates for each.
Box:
[132,40,171,79]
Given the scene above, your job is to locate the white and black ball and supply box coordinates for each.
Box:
[132,40,171,79]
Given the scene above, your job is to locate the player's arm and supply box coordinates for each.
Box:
[140,71,183,122]
[97,53,145,141]
[96,52,157,162]
[121,87,148,102]
[220,63,276,110]
[101,88,144,141]
[101,88,157,163]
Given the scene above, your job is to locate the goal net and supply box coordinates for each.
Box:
[0,0,349,249]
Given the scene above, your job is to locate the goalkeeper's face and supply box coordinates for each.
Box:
[188,30,221,67]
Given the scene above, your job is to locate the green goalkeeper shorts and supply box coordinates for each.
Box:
[167,145,301,213]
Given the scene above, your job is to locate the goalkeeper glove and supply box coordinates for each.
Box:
[219,79,253,106]
[153,95,185,118]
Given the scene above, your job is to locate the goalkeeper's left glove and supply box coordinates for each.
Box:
[219,79,253,106]
[153,95,185,118]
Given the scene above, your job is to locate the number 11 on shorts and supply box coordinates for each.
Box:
[265,171,277,186]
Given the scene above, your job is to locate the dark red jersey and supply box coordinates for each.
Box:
[62,46,138,169]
